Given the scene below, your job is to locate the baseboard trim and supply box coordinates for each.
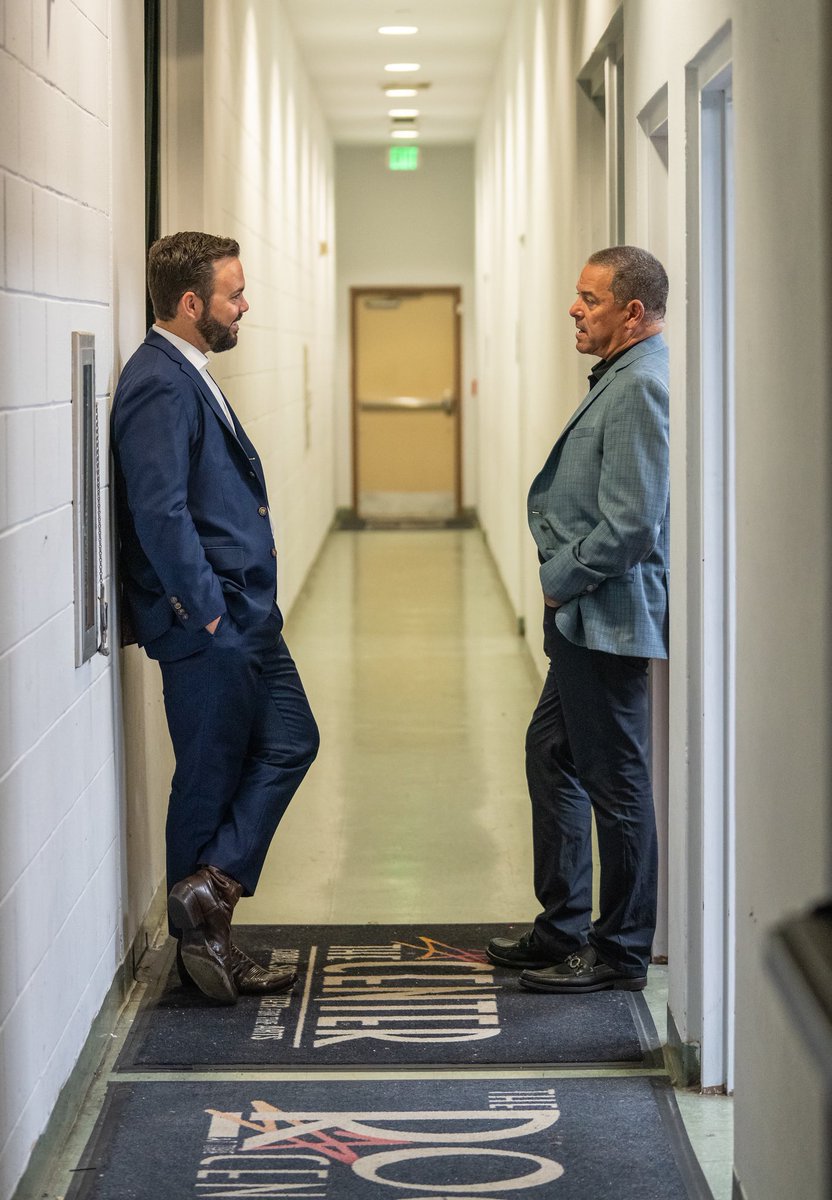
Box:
[333,505,479,531]
[665,1004,702,1087]
[732,1167,749,1199]
[11,880,168,1200]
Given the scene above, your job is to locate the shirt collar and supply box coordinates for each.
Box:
[588,346,629,389]
[153,324,209,373]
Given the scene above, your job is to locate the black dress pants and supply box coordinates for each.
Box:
[526,607,658,976]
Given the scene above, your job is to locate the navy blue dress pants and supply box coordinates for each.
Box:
[526,607,658,976]
[159,609,319,916]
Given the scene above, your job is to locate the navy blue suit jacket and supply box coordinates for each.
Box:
[111,330,278,661]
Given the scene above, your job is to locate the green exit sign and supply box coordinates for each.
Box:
[389,145,420,171]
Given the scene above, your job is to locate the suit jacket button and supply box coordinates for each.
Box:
[258,506,268,517]
[271,547,277,558]
[249,470,256,478]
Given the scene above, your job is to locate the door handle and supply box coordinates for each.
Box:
[358,395,457,413]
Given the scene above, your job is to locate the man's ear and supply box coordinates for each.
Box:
[626,298,645,327]
[179,290,203,321]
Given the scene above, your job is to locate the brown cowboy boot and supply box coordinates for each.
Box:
[175,939,298,995]
[168,866,240,1004]
[174,866,297,996]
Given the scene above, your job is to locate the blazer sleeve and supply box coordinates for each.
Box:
[539,370,669,602]
[112,373,227,629]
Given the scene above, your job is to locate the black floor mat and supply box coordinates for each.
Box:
[66,1076,711,1200]
[117,924,661,1071]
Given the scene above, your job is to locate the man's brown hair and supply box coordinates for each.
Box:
[147,231,241,321]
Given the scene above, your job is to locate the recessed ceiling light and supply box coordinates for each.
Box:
[385,87,419,98]
[389,108,419,118]
[379,25,418,35]
[391,129,419,139]
[384,63,420,73]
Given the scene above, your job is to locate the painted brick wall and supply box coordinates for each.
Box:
[203,0,337,617]
[0,2,123,1195]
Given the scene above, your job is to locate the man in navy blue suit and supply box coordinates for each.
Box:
[112,232,319,1004]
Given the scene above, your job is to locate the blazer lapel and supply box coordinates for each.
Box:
[557,371,615,441]
[179,357,240,438]
[144,331,268,493]
[230,414,268,493]
[553,335,665,447]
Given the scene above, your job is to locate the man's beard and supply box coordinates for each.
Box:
[196,310,239,353]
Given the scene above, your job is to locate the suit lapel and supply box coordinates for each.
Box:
[144,331,268,493]
[553,335,665,447]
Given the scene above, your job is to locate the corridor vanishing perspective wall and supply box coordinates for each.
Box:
[474,3,832,1199]
[0,2,131,1195]
[0,2,336,1198]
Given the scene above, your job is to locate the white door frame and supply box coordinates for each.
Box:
[683,25,736,1091]
[637,85,670,961]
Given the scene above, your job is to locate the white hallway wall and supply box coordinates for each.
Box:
[0,2,144,1197]
[202,0,337,618]
[476,2,831,1198]
[0,1,336,1197]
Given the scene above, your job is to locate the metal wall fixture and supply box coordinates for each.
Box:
[71,332,109,665]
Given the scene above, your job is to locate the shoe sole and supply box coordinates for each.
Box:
[168,887,237,1006]
[519,975,647,993]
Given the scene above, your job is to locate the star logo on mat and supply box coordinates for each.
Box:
[400,936,490,964]
[205,1102,410,1163]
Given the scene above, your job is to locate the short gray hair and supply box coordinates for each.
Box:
[587,245,668,319]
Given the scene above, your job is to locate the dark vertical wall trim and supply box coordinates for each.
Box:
[144,0,161,326]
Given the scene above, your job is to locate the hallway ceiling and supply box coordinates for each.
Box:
[283,0,513,145]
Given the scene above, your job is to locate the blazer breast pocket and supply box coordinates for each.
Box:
[558,425,599,475]
[561,425,597,455]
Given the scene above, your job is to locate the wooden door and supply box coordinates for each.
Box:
[352,289,461,521]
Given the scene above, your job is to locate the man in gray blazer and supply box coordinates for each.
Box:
[487,246,669,993]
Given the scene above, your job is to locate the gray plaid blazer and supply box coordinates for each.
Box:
[528,333,669,659]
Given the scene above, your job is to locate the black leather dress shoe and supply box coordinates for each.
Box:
[176,941,298,996]
[168,867,238,1005]
[519,946,647,993]
[486,931,556,969]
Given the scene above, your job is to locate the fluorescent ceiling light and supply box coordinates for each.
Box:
[384,63,420,73]
[389,108,419,118]
[385,87,418,97]
[379,25,418,35]
[391,129,419,139]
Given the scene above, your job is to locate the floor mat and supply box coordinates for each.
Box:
[65,1075,710,1199]
[117,924,660,1070]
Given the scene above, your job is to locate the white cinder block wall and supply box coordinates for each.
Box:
[0,1,336,1195]
[0,1,128,1196]
[476,2,832,1198]
[203,0,337,615]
